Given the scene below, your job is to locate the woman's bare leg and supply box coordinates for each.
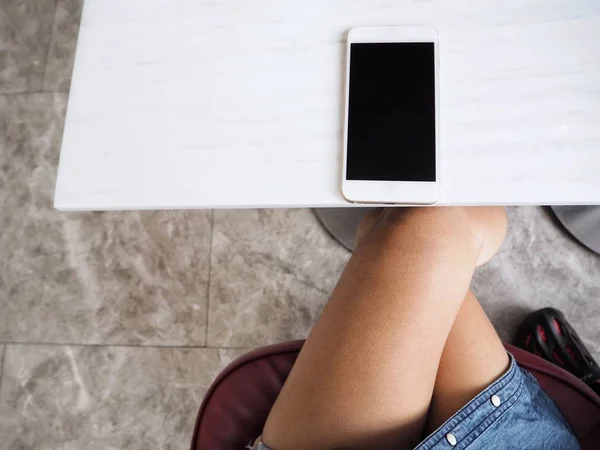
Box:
[425,291,510,434]
[262,207,507,450]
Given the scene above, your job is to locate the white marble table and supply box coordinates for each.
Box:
[54,0,600,210]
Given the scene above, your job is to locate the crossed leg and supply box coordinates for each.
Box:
[262,207,509,450]
[425,290,509,434]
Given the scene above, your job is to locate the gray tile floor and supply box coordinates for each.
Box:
[0,2,599,449]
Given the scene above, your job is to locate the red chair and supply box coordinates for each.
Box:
[191,341,600,450]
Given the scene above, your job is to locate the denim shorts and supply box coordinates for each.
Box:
[253,354,581,449]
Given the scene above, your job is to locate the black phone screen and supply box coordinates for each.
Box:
[346,42,436,182]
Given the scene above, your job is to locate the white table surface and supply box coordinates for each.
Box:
[54,0,600,210]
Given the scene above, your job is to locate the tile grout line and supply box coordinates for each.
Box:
[40,0,59,91]
[204,209,215,346]
[0,90,67,98]
[0,341,254,351]
[0,345,6,401]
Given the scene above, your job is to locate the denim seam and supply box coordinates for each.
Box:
[415,357,522,450]
[454,375,525,450]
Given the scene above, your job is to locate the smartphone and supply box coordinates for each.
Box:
[342,26,441,204]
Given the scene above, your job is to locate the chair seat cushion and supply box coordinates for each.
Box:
[192,341,600,450]
[192,341,303,448]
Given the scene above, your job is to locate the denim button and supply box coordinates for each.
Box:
[491,394,501,407]
[446,433,457,446]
